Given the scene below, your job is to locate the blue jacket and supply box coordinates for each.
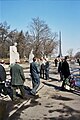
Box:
[30,62,40,79]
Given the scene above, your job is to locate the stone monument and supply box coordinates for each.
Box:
[10,42,20,65]
[58,31,62,57]
[29,49,34,64]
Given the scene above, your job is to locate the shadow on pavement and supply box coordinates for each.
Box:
[49,77,59,82]
[0,86,41,120]
[42,81,61,91]
[44,103,80,120]
[50,95,73,101]
[8,95,41,120]
[42,81,80,96]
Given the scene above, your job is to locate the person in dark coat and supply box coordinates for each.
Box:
[58,58,63,81]
[30,57,40,95]
[45,58,49,80]
[77,58,80,66]
[0,60,7,96]
[61,56,70,90]
[10,59,25,100]
[40,57,45,79]
[54,58,58,67]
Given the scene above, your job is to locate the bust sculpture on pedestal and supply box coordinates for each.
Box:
[10,42,20,65]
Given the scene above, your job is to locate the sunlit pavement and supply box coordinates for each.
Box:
[0,62,80,120]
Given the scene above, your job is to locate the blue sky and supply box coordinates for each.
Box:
[0,0,80,56]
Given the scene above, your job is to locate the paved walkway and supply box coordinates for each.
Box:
[0,62,80,120]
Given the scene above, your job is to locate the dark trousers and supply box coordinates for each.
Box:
[0,83,7,95]
[61,76,68,89]
[12,85,25,99]
[59,72,63,81]
[45,70,49,80]
[40,69,44,79]
[31,77,40,95]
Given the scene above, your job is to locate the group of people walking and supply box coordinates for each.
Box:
[0,56,49,101]
[0,55,72,101]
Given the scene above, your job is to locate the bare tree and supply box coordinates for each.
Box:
[25,31,34,58]
[16,30,26,58]
[74,52,80,58]
[0,22,12,58]
[28,17,58,57]
[0,19,58,59]
[67,48,73,57]
[0,21,18,58]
